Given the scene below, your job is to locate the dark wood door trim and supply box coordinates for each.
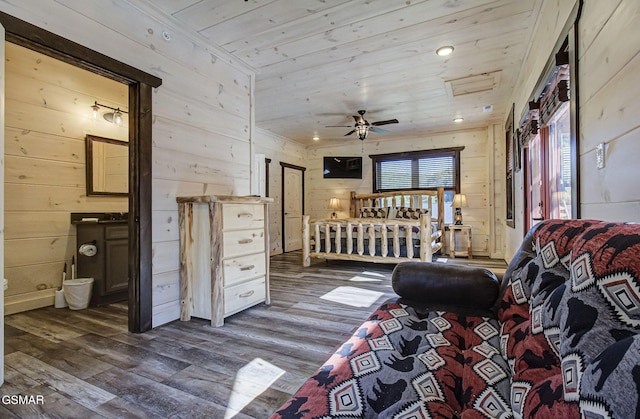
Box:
[128,82,154,333]
[280,162,306,253]
[0,12,161,87]
[0,11,162,333]
[265,158,272,197]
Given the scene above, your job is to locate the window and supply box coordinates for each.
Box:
[525,102,573,229]
[522,37,576,231]
[370,147,463,223]
[547,104,572,219]
[505,104,516,228]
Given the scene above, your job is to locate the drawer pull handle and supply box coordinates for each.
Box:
[238,238,253,244]
[237,212,253,218]
[239,290,255,298]
[240,265,255,271]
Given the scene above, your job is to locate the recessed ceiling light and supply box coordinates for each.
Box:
[312,135,320,141]
[453,117,464,123]
[436,46,454,57]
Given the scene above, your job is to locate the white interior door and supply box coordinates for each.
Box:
[1,27,7,385]
[283,167,303,252]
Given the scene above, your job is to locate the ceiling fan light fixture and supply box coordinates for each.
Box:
[436,46,454,57]
[325,109,398,140]
[355,124,368,140]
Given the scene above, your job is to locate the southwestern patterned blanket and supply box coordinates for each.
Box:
[272,219,640,418]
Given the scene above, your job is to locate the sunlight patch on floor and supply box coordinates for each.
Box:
[348,270,387,282]
[225,358,285,419]
[348,275,383,282]
[361,271,386,277]
[320,286,384,308]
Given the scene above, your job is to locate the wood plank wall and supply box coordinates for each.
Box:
[0,1,255,327]
[504,0,579,260]
[505,0,640,261]
[4,43,128,314]
[305,128,497,257]
[578,0,640,220]
[253,128,306,255]
[489,123,507,259]
[9,0,639,325]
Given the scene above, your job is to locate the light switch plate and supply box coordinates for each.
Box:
[596,143,605,169]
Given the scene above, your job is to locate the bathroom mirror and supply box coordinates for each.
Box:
[86,135,129,196]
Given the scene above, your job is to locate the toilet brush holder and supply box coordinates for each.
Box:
[54,288,67,308]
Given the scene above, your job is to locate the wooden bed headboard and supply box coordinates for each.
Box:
[349,188,446,234]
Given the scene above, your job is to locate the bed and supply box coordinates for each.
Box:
[302,188,445,266]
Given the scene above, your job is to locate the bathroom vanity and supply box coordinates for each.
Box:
[71,212,128,306]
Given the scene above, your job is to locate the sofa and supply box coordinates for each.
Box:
[271,219,640,418]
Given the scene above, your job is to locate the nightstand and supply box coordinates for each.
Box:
[447,225,472,259]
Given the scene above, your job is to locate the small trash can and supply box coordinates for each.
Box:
[63,278,94,310]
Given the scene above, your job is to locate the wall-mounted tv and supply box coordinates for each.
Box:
[323,156,363,179]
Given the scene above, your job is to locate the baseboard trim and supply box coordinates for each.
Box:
[5,289,55,315]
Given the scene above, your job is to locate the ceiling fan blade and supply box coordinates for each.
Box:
[344,129,356,136]
[371,119,399,126]
[325,125,353,128]
[369,126,388,134]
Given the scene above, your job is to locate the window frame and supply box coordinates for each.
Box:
[370,146,464,194]
[521,25,580,234]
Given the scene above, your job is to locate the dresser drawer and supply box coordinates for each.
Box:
[223,229,265,258]
[224,277,266,316]
[223,204,265,230]
[224,253,266,287]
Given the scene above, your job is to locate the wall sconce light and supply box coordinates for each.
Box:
[328,197,341,219]
[450,194,468,225]
[91,102,100,119]
[91,101,128,125]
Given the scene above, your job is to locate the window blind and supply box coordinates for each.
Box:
[372,148,461,192]
[418,156,455,188]
[378,160,412,190]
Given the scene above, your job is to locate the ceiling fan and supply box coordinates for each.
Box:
[326,110,399,140]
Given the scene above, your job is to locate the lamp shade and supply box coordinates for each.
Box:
[451,194,468,208]
[328,197,341,210]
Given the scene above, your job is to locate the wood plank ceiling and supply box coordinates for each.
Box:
[153,0,543,145]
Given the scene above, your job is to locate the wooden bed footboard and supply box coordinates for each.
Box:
[302,215,443,266]
[302,188,445,266]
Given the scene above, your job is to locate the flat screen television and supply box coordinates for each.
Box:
[323,156,363,179]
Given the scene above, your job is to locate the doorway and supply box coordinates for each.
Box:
[0,11,161,333]
[281,162,305,252]
[4,43,130,313]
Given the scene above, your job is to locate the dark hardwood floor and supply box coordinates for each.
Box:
[2,251,506,418]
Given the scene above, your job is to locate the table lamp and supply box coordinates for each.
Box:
[451,194,467,225]
[328,197,341,219]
